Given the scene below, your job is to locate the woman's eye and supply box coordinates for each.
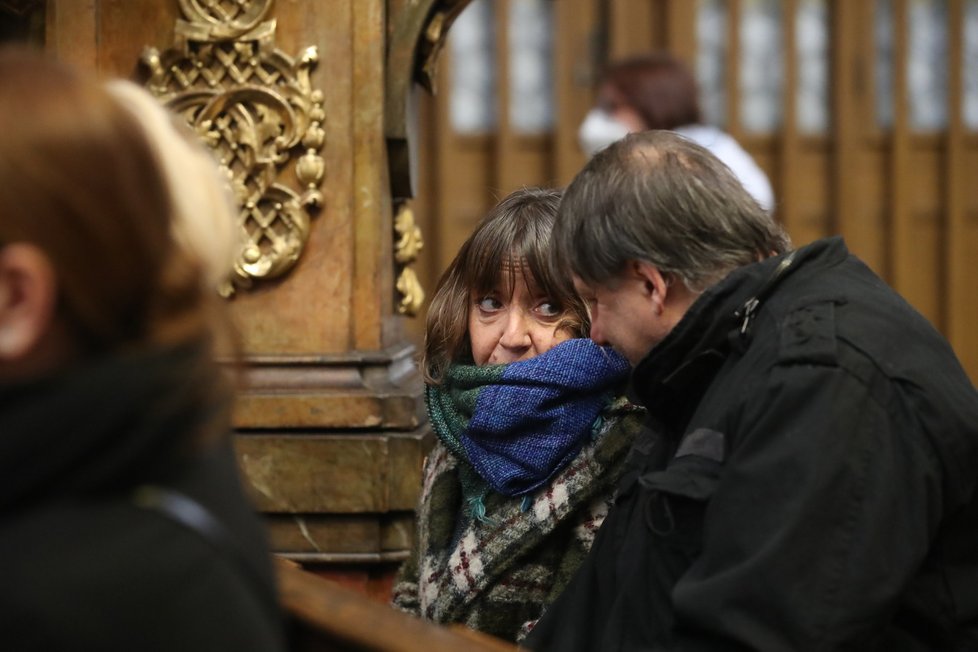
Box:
[536,301,561,318]
[478,296,503,312]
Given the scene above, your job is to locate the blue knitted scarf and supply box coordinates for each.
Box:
[425,338,630,520]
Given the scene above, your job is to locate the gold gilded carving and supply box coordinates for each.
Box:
[394,205,424,264]
[142,0,325,296]
[393,203,425,317]
[396,268,425,317]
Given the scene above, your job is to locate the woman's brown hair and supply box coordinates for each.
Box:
[601,53,702,131]
[422,187,590,385]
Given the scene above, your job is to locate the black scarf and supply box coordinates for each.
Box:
[0,343,227,516]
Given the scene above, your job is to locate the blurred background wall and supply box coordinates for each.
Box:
[408,0,978,386]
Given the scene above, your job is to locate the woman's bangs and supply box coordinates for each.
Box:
[465,227,517,295]
[522,236,572,304]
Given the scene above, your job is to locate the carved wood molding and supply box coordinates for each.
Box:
[142,0,325,297]
[385,0,472,200]
[0,0,41,17]
[386,0,471,317]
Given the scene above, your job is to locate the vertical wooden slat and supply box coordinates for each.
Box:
[493,0,512,193]
[352,0,391,349]
[664,0,698,64]
[608,0,656,59]
[427,28,493,278]
[553,0,601,186]
[829,0,866,242]
[727,0,743,141]
[779,0,799,238]
[830,0,854,239]
[945,0,976,380]
[892,0,944,327]
[890,0,912,292]
[833,0,888,272]
[492,0,555,194]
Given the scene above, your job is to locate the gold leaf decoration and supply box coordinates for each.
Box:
[142,0,325,296]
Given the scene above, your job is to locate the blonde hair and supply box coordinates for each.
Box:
[105,80,238,292]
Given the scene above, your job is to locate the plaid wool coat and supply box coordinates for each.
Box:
[391,397,646,644]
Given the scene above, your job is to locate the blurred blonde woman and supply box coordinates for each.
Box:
[0,50,285,651]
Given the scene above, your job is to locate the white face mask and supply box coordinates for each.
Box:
[578,108,632,157]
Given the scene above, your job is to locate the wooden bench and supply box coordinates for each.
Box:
[276,558,518,652]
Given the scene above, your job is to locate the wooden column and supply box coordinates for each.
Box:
[40,0,473,595]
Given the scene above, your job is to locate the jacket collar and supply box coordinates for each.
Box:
[630,237,849,426]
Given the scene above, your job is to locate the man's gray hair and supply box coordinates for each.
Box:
[555,130,791,292]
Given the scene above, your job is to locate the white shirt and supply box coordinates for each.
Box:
[673,124,775,213]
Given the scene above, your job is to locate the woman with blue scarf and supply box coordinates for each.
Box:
[391,187,645,643]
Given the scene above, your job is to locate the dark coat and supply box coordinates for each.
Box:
[527,237,978,651]
[0,346,286,652]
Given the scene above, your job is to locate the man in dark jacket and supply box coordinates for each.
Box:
[525,130,978,651]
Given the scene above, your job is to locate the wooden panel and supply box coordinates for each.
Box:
[95,0,174,76]
[845,144,890,274]
[778,0,800,238]
[790,140,832,247]
[235,431,427,514]
[726,0,744,141]
[437,136,494,270]
[833,0,887,272]
[895,141,945,325]
[554,0,601,185]
[945,0,977,382]
[496,135,556,192]
[493,0,555,193]
[353,0,396,351]
[742,135,779,213]
[234,392,423,430]
[948,147,978,380]
[608,0,656,59]
[266,513,416,559]
[45,0,99,69]
[663,0,698,62]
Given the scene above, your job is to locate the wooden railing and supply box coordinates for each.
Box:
[276,558,518,652]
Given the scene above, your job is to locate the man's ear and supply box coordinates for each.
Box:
[0,243,58,361]
[629,260,671,315]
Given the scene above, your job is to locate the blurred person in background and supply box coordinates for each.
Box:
[578,52,775,212]
[0,49,286,651]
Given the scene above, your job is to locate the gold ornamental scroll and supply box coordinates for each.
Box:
[142,0,325,296]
